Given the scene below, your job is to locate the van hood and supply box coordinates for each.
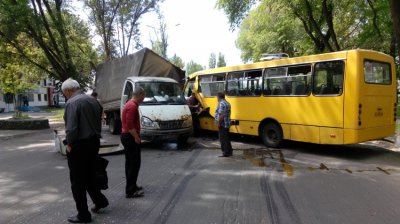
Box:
[139,105,192,121]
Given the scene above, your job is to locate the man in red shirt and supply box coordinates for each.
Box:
[120,87,145,198]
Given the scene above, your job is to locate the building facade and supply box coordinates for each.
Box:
[0,77,64,112]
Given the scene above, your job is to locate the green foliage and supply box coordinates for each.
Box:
[12,113,30,119]
[84,0,161,61]
[217,52,226,67]
[169,54,185,69]
[186,61,204,76]
[0,42,42,94]
[42,106,64,119]
[216,0,258,30]
[219,0,398,62]
[209,53,216,69]
[0,0,99,87]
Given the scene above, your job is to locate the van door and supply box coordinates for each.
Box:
[121,80,133,112]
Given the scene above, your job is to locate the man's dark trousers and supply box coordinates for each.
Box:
[218,127,232,156]
[67,138,108,220]
[121,133,141,195]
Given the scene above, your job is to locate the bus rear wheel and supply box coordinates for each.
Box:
[261,122,283,148]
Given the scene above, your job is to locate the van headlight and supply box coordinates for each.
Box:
[141,116,158,129]
[181,116,193,128]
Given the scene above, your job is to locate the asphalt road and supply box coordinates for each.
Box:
[1,122,400,223]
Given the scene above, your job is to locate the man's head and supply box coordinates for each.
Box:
[217,92,225,101]
[91,92,98,98]
[61,78,80,99]
[132,87,145,103]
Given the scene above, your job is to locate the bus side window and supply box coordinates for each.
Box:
[313,61,344,96]
[227,72,243,96]
[184,80,195,97]
[264,67,287,96]
[246,70,262,96]
[199,75,213,97]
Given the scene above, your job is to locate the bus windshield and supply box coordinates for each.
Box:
[135,82,186,105]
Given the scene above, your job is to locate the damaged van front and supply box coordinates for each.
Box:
[121,77,193,144]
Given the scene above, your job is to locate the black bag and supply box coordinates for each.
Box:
[96,156,109,190]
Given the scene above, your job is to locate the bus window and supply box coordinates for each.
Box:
[288,65,311,95]
[245,70,263,96]
[264,65,311,96]
[184,79,195,97]
[264,67,287,95]
[364,60,391,84]
[199,73,225,97]
[227,70,262,96]
[313,61,344,95]
[227,72,243,96]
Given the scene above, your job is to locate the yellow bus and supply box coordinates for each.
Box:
[184,49,397,148]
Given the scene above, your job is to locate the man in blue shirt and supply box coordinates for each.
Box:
[215,92,233,157]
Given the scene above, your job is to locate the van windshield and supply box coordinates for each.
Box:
[135,82,186,105]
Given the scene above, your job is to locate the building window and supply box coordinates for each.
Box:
[38,94,42,101]
[27,93,34,101]
[44,94,48,101]
[43,79,47,86]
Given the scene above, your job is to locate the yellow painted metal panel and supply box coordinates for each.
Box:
[290,125,319,143]
[229,120,259,135]
[320,127,344,144]
[343,125,396,144]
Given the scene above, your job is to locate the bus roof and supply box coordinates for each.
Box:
[188,49,393,78]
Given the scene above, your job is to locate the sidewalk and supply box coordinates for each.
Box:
[0,111,63,141]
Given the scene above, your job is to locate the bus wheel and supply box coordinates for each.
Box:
[261,123,283,148]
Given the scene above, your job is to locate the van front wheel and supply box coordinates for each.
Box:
[261,123,283,148]
[178,136,189,146]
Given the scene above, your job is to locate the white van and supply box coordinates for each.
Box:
[121,77,193,144]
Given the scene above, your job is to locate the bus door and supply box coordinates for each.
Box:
[312,61,345,144]
[359,60,395,131]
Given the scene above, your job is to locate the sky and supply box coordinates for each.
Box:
[138,0,243,67]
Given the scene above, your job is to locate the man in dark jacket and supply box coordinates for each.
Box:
[62,78,109,223]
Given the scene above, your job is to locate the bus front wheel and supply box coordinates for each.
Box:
[261,123,283,148]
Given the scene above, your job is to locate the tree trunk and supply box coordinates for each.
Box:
[390,0,400,59]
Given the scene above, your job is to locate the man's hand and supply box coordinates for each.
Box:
[134,137,141,144]
[66,145,72,153]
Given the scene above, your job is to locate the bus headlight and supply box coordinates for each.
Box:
[181,116,193,128]
[141,116,158,129]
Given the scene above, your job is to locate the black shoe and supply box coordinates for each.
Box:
[126,190,144,198]
[67,215,91,223]
[135,185,143,191]
[218,154,232,157]
[91,202,109,214]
